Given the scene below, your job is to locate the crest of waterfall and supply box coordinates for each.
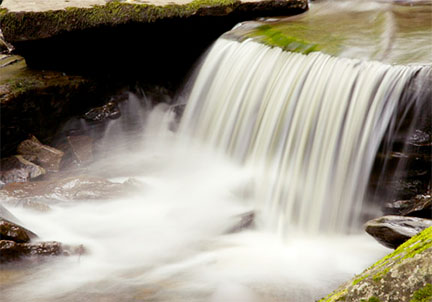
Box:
[179,38,425,235]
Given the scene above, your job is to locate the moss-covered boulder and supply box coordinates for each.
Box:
[319,227,432,302]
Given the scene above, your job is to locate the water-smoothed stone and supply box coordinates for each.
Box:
[385,193,432,219]
[0,240,63,263]
[0,155,45,183]
[17,136,64,172]
[319,226,432,302]
[365,215,432,249]
[0,175,136,205]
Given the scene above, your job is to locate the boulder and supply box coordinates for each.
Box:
[319,226,432,302]
[17,136,64,172]
[0,155,45,183]
[365,215,432,249]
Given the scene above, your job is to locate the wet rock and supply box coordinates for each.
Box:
[17,136,64,172]
[171,104,186,122]
[66,135,94,164]
[0,54,115,157]
[365,215,432,249]
[385,193,432,219]
[409,129,431,146]
[0,240,63,263]
[0,219,36,243]
[319,227,432,302]
[0,155,46,183]
[226,211,255,234]
[0,175,133,204]
[83,101,121,122]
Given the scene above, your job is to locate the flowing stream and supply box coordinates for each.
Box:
[1,0,431,301]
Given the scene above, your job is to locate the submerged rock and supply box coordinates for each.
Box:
[365,215,432,249]
[226,211,255,234]
[17,136,64,172]
[0,175,137,205]
[319,226,432,302]
[0,240,63,263]
[0,155,45,183]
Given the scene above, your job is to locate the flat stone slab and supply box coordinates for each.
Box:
[0,0,308,43]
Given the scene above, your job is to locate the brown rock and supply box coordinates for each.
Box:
[0,155,46,183]
[0,175,132,204]
[17,136,64,172]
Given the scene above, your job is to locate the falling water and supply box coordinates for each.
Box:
[1,1,431,301]
[179,38,425,235]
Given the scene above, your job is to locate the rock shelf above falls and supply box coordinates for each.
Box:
[0,0,308,74]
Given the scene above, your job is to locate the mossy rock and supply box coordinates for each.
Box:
[0,56,115,156]
[0,0,308,43]
[319,227,432,302]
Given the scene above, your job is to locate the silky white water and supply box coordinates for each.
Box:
[179,38,424,236]
[1,94,390,302]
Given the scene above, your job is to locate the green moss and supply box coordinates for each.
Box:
[410,284,432,302]
[249,24,319,54]
[0,0,241,42]
[360,297,381,302]
[319,227,432,302]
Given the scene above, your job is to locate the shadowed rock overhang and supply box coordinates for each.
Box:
[0,0,308,76]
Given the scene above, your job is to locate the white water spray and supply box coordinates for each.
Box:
[179,38,424,235]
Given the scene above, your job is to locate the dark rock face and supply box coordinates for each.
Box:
[0,155,45,183]
[365,215,432,249]
[17,136,64,172]
[319,227,432,302]
[385,193,432,219]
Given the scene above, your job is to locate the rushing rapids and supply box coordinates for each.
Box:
[179,38,426,235]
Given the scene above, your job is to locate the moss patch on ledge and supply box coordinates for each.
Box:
[0,0,307,43]
[319,227,432,302]
[248,24,319,54]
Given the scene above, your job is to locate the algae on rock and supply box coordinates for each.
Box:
[319,227,432,302]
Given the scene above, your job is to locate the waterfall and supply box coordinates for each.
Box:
[179,38,425,235]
